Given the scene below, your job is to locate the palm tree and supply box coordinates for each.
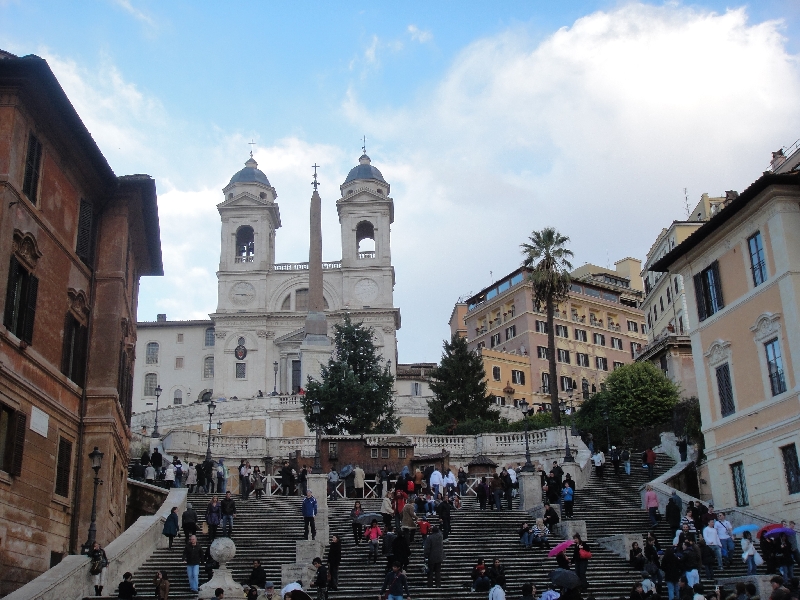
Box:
[521,227,573,423]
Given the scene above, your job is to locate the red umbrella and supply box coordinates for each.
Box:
[548,539,575,557]
[757,523,781,539]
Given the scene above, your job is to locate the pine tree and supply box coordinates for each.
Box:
[427,334,499,428]
[302,314,398,434]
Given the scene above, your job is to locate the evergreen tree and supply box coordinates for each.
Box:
[302,315,398,434]
[428,334,499,428]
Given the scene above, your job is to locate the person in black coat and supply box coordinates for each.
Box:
[666,497,681,532]
[476,477,488,510]
[327,535,342,590]
[391,533,411,570]
[310,557,327,597]
[572,534,590,588]
[435,496,452,540]
[247,560,267,588]
[543,503,560,529]
[488,558,507,590]
[151,448,163,471]
[118,572,137,599]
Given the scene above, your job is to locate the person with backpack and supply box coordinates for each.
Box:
[381,561,410,600]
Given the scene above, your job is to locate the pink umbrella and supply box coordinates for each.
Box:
[548,539,575,557]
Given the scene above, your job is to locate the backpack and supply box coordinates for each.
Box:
[621,449,630,461]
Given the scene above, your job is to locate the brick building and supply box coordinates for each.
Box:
[0,52,162,594]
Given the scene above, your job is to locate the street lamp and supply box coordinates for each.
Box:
[602,409,611,451]
[272,361,279,395]
[151,385,163,438]
[82,446,104,553]
[205,401,216,462]
[311,399,322,474]
[559,388,575,463]
[518,399,535,472]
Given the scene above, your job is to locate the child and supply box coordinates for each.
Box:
[419,516,431,542]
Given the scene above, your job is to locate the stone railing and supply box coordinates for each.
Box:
[6,487,187,600]
[273,261,341,271]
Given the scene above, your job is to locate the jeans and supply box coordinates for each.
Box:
[780,565,794,581]
[431,484,440,497]
[647,463,654,479]
[721,537,734,559]
[493,490,503,510]
[186,564,200,591]
[222,514,234,537]
[685,569,699,587]
[388,596,404,600]
[459,482,468,496]
[666,581,678,600]
[746,555,757,575]
[709,544,723,569]
[648,506,658,527]
[624,461,631,475]
[520,532,534,547]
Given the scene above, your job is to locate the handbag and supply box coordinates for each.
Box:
[579,548,593,560]
[89,560,103,575]
[754,551,764,566]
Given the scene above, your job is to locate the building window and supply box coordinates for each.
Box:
[75,199,95,267]
[557,349,570,364]
[535,320,548,334]
[173,389,183,405]
[674,278,680,294]
[613,361,624,371]
[716,363,735,417]
[731,462,749,506]
[781,444,800,495]
[647,313,652,329]
[235,363,246,379]
[541,372,550,394]
[556,325,568,338]
[765,338,786,396]
[492,366,501,381]
[476,341,485,350]
[537,346,549,359]
[490,333,501,348]
[205,327,215,346]
[145,342,159,365]
[381,448,389,459]
[660,297,664,312]
[54,437,72,497]
[0,403,25,475]
[411,382,422,396]
[559,376,573,392]
[175,357,184,369]
[22,132,43,203]
[144,373,158,396]
[576,353,589,367]
[511,370,525,385]
[631,342,642,358]
[495,396,506,406]
[204,356,215,379]
[596,356,608,371]
[398,448,407,458]
[61,313,88,387]
[660,354,668,375]
[694,261,724,321]
[328,442,338,458]
[4,255,39,344]
[593,333,605,346]
[177,333,184,343]
[626,320,638,333]
[505,325,516,340]
[611,337,623,350]
[748,232,767,287]
[666,288,672,304]
[370,448,378,459]
[574,329,587,342]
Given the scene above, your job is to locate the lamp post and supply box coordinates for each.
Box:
[272,361,279,395]
[151,385,163,438]
[205,401,216,462]
[312,399,322,474]
[518,399,535,472]
[602,409,611,451]
[559,388,575,463]
[82,446,104,553]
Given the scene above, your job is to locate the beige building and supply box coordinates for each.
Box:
[653,166,800,521]
[460,259,648,412]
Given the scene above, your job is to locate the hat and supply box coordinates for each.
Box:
[612,446,616,450]
[187,502,193,509]
[264,581,275,589]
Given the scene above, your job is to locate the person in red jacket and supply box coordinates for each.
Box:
[645,448,656,480]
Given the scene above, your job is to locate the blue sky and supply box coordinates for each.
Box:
[2,1,799,362]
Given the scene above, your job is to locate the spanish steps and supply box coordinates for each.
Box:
[121,456,753,599]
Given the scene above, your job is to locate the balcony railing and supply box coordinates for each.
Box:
[235,256,254,263]
[357,251,375,260]
[274,261,342,271]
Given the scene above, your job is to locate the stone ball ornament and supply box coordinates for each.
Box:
[210,537,236,564]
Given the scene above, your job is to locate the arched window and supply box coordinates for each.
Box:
[204,356,214,379]
[237,336,246,347]
[144,373,158,396]
[356,221,375,257]
[205,327,215,346]
[236,226,255,262]
[145,342,159,364]
[173,389,183,405]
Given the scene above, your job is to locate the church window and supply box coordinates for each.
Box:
[144,373,158,396]
[236,363,246,379]
[203,356,214,379]
[145,342,159,364]
[235,226,255,263]
[237,336,246,347]
[205,327,215,346]
[356,221,375,258]
[175,357,184,369]
[291,360,301,393]
[281,294,291,311]
[173,389,183,405]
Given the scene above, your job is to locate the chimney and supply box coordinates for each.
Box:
[157,314,167,322]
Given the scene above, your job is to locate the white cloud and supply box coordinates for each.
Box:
[111,0,155,26]
[344,3,800,361]
[408,24,433,43]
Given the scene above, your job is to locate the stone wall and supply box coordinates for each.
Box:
[125,479,170,529]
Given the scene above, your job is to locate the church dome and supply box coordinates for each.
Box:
[229,156,271,186]
[344,154,386,184]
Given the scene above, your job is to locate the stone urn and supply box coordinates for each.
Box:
[198,538,241,599]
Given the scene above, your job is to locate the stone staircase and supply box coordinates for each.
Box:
[120,456,753,599]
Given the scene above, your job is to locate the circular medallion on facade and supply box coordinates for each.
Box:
[234,345,247,360]
[354,278,379,303]
[229,281,256,306]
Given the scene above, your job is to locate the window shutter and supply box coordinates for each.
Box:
[73,324,88,387]
[55,438,72,497]
[21,273,38,345]
[75,200,94,266]
[23,134,42,201]
[711,261,724,309]
[4,255,20,330]
[11,410,26,476]
[61,313,75,376]
[693,273,707,321]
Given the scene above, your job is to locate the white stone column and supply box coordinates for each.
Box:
[518,471,544,517]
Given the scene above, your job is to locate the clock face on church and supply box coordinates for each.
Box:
[354,278,379,303]
[229,281,256,306]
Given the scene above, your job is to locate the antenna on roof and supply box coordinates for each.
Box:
[490,271,493,284]
[248,139,256,158]
[684,188,690,218]
[362,135,367,155]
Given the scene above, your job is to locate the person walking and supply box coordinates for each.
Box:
[220,491,237,537]
[381,561,410,600]
[353,464,365,498]
[162,506,180,549]
[350,500,364,544]
[327,535,341,590]
[382,525,397,573]
[298,465,308,496]
[401,500,418,544]
[391,532,411,571]
[186,463,197,493]
[490,473,504,510]
[435,495,452,541]
[661,547,683,600]
[702,518,724,572]
[165,463,175,488]
[392,488,408,532]
[645,447,656,480]
[741,531,759,576]
[380,491,394,531]
[216,459,227,494]
[153,570,169,600]
[476,476,489,510]
[205,496,221,540]
[326,466,339,500]
[666,495,681,533]
[457,467,468,497]
[145,462,156,485]
[364,519,383,563]
[572,533,591,588]
[88,541,109,596]
[251,467,265,500]
[302,489,318,540]
[309,557,328,600]
[621,447,631,476]
[592,449,605,478]
[424,525,444,588]
[117,572,137,600]
[611,446,621,475]
[182,535,203,593]
[429,467,443,498]
[645,485,660,528]
[182,503,198,539]
[714,512,734,565]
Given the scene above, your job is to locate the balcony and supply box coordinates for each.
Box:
[274,261,342,271]
[607,323,620,332]
[235,256,254,263]
[572,313,586,323]
[357,251,375,260]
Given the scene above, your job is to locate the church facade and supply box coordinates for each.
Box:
[130,153,429,435]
